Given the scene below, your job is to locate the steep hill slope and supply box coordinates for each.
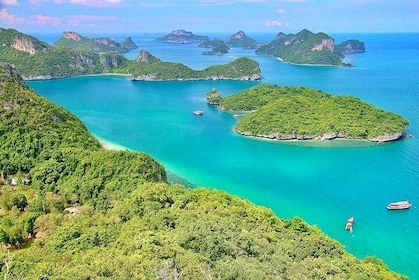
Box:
[0,64,405,279]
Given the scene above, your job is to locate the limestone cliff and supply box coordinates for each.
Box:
[0,28,49,55]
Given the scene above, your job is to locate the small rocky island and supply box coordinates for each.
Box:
[255,29,365,66]
[225,31,258,49]
[208,84,408,143]
[53,31,138,53]
[198,38,229,55]
[154,29,210,43]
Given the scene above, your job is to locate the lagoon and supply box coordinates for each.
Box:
[29,32,419,279]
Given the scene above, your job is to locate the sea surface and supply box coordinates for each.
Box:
[29,32,419,279]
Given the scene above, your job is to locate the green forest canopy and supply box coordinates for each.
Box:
[0,65,406,279]
[219,84,408,141]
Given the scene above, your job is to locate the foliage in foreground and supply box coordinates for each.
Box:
[3,183,406,280]
[0,64,406,279]
[219,84,408,141]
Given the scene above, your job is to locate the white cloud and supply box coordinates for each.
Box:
[277,8,285,14]
[265,20,289,27]
[0,0,19,5]
[0,8,25,24]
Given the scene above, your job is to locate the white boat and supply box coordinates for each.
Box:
[193,110,203,115]
[345,217,354,233]
[386,200,411,210]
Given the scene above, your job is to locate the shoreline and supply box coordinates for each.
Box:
[94,135,129,151]
[24,73,132,81]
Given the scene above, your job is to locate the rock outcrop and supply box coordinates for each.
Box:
[121,37,138,50]
[0,63,27,89]
[136,50,159,62]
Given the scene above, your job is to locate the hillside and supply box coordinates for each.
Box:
[217,84,408,142]
[0,65,406,279]
[53,31,137,53]
[255,29,365,66]
[225,30,258,49]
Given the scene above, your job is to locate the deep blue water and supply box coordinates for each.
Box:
[29,33,419,279]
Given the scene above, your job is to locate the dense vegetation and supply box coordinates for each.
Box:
[53,32,137,53]
[0,64,406,279]
[0,28,260,81]
[117,56,261,81]
[225,31,258,49]
[255,29,365,66]
[154,29,209,43]
[198,38,229,55]
[219,84,408,141]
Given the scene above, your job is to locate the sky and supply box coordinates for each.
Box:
[0,0,418,35]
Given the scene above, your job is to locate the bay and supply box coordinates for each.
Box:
[28,33,419,279]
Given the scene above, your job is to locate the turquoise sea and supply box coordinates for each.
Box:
[29,33,419,279]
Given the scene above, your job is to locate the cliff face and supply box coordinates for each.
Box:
[0,28,50,55]
[136,50,159,62]
[311,38,335,52]
[63,31,82,41]
[0,63,27,90]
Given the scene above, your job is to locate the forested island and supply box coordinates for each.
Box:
[255,29,365,66]
[53,31,138,53]
[210,84,408,142]
[154,29,210,43]
[0,28,261,81]
[0,64,406,279]
[117,50,260,80]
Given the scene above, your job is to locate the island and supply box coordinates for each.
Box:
[116,50,261,81]
[225,30,258,49]
[198,38,229,55]
[53,31,138,53]
[209,84,408,142]
[0,28,261,81]
[255,29,365,66]
[154,29,210,43]
[0,62,404,279]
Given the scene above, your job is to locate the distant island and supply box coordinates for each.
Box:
[157,30,258,54]
[209,84,408,142]
[0,28,261,81]
[225,31,258,49]
[255,29,365,66]
[115,50,261,81]
[156,29,364,65]
[198,38,229,55]
[53,31,138,53]
[154,29,210,43]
